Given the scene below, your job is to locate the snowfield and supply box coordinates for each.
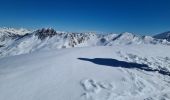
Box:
[0,45,170,100]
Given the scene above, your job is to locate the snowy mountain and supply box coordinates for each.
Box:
[0,27,31,35]
[0,28,170,100]
[0,28,170,58]
[154,31,170,41]
[0,27,32,47]
[0,45,170,100]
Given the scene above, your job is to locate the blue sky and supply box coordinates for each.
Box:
[0,0,170,35]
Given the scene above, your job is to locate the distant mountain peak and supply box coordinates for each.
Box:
[0,27,32,35]
[35,28,61,39]
[154,31,170,41]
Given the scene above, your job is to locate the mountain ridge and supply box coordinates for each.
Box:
[154,31,170,41]
[0,27,170,58]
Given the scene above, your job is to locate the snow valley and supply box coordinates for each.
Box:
[0,27,170,100]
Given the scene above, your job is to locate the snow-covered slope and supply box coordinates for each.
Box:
[0,27,32,48]
[0,28,100,58]
[0,28,170,58]
[106,32,170,45]
[154,31,170,41]
[0,45,170,100]
[0,27,31,35]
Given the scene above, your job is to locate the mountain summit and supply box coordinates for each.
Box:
[154,31,170,41]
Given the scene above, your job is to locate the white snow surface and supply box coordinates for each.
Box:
[0,27,32,49]
[0,45,170,100]
[0,27,31,35]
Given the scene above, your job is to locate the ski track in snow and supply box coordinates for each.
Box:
[80,79,114,100]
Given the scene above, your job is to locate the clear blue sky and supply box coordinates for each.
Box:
[0,0,170,35]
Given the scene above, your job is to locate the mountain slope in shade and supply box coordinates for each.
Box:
[0,45,170,100]
[154,31,170,41]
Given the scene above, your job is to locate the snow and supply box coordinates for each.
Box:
[0,27,170,100]
[0,27,32,35]
[0,27,32,51]
[0,45,170,100]
[1,28,170,59]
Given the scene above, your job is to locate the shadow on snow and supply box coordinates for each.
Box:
[78,58,170,76]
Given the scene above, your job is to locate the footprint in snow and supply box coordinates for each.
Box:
[80,79,101,94]
[80,79,114,100]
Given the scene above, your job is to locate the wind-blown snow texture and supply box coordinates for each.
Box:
[0,28,170,100]
[0,46,170,100]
